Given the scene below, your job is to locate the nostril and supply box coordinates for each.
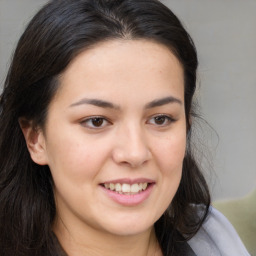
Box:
[112,146,151,168]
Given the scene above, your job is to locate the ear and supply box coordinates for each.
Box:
[19,118,48,165]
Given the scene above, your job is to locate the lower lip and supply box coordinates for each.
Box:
[101,184,154,206]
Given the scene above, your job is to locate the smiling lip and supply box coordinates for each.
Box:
[102,178,155,185]
[100,178,155,206]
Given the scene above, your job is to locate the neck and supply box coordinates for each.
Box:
[53,218,161,256]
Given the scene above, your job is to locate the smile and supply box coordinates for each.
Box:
[100,179,155,206]
[103,182,148,194]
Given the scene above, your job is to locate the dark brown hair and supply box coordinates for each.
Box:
[0,0,210,255]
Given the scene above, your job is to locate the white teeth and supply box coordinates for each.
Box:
[122,183,131,193]
[104,183,110,189]
[115,183,122,192]
[109,183,115,190]
[104,182,149,194]
[131,183,139,193]
[142,183,147,190]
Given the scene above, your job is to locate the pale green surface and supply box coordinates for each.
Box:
[213,189,256,256]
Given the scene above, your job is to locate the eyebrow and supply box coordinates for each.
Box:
[145,96,182,109]
[70,98,120,109]
[69,96,182,109]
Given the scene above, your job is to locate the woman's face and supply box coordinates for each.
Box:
[36,40,186,237]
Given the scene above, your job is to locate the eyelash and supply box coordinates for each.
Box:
[80,116,111,129]
[147,114,175,126]
[80,114,175,129]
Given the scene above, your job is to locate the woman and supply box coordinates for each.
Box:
[0,0,249,255]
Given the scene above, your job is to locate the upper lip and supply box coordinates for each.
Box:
[101,178,155,184]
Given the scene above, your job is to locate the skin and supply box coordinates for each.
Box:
[22,39,186,256]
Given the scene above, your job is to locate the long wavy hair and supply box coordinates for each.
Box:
[0,0,210,255]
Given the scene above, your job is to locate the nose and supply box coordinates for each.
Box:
[112,125,152,168]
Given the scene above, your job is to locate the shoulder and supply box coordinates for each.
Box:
[187,206,250,256]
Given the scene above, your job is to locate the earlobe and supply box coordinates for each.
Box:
[19,118,48,165]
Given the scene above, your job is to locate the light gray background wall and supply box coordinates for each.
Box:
[0,0,255,200]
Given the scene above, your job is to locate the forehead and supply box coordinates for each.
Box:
[63,39,183,76]
[55,39,184,106]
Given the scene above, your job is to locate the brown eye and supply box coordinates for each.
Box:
[148,115,174,126]
[91,118,104,127]
[81,116,110,129]
[154,116,167,125]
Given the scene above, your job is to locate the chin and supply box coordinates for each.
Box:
[99,215,157,237]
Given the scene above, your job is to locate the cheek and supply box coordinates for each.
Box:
[152,132,186,218]
[154,130,186,173]
[45,135,111,183]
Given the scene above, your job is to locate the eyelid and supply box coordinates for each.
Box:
[147,114,176,126]
[80,116,112,129]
